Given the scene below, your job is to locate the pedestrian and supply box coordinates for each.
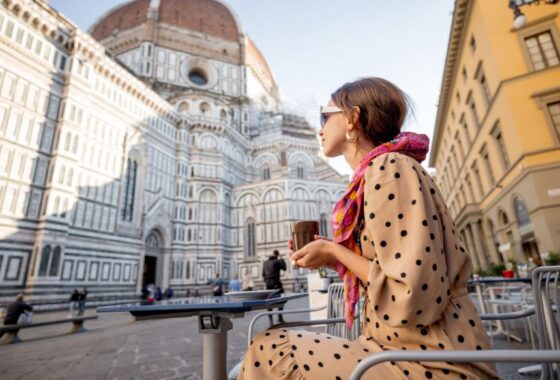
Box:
[77,287,88,316]
[1,294,33,338]
[229,273,241,292]
[163,286,174,299]
[262,250,286,325]
[241,268,254,291]
[210,272,225,296]
[68,288,80,318]
[154,286,163,301]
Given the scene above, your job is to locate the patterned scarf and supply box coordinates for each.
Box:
[331,131,430,328]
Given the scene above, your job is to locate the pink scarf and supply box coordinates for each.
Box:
[331,131,430,328]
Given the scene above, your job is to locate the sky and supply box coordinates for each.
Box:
[48,0,455,174]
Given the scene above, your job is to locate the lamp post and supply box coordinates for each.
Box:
[508,0,559,29]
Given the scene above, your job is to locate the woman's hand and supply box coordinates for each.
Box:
[290,235,337,270]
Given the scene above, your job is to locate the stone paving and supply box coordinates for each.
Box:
[0,297,540,379]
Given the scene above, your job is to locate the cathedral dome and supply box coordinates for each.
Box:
[90,0,241,42]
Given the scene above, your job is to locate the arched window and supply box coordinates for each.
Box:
[64,132,71,151]
[245,218,256,258]
[499,210,509,226]
[61,198,68,218]
[66,168,73,186]
[49,246,61,277]
[121,158,137,221]
[146,232,160,248]
[53,196,60,216]
[514,198,531,227]
[58,165,66,184]
[186,261,190,279]
[72,135,79,154]
[262,167,270,180]
[200,102,210,113]
[38,245,51,277]
[296,166,304,179]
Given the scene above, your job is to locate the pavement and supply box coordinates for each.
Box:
[0,296,541,380]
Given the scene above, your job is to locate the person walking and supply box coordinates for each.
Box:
[262,250,286,325]
[77,287,88,316]
[1,294,33,338]
[163,286,174,299]
[154,287,163,301]
[68,289,80,318]
[210,272,225,296]
[241,269,254,291]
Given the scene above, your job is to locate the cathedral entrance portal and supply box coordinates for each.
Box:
[143,231,163,289]
[143,256,157,289]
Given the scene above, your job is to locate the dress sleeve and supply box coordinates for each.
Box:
[362,152,449,328]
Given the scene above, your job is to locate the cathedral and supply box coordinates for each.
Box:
[0,0,347,307]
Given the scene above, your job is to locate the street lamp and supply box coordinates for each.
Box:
[509,0,559,30]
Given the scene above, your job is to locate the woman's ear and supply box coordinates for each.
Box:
[351,106,361,127]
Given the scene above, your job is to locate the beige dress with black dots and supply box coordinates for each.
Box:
[238,152,498,380]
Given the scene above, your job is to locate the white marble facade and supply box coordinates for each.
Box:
[0,0,347,305]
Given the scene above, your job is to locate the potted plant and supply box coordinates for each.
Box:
[544,252,560,266]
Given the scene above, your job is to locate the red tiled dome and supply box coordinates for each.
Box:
[91,0,240,42]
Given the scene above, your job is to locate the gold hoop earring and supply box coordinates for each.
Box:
[346,131,358,144]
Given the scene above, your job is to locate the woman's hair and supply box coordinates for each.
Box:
[331,77,413,145]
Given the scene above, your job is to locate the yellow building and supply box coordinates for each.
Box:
[430,0,560,272]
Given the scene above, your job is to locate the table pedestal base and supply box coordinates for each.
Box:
[199,314,233,380]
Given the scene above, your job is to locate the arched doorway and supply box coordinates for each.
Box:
[143,231,163,289]
[514,197,542,265]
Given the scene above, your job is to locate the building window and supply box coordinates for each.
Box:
[475,62,492,105]
[244,219,256,258]
[460,113,471,143]
[454,131,465,159]
[262,167,270,180]
[296,166,304,179]
[462,66,468,81]
[470,35,477,53]
[524,31,559,70]
[49,246,61,277]
[38,245,51,277]
[480,144,496,187]
[121,158,137,221]
[471,161,485,195]
[189,69,208,86]
[465,174,476,202]
[548,101,560,139]
[491,122,510,170]
[466,91,479,129]
[37,245,61,277]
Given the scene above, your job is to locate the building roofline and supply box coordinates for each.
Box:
[430,0,472,167]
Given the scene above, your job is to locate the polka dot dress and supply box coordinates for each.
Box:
[239,152,498,380]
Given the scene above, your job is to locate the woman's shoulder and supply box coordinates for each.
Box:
[365,152,420,179]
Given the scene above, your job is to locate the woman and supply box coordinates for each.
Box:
[242,268,255,291]
[238,78,496,379]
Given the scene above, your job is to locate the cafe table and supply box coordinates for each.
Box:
[97,293,307,380]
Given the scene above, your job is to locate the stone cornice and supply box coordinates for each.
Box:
[430,0,472,167]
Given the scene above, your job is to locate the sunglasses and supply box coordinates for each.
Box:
[320,106,343,128]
